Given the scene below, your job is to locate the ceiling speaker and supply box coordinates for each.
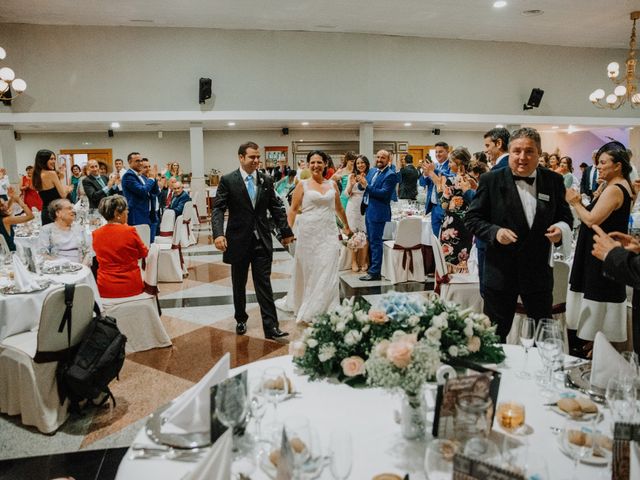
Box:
[523,88,544,110]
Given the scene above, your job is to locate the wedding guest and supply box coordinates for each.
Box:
[121,152,158,235]
[275,169,297,197]
[82,159,120,209]
[332,151,357,209]
[419,141,452,235]
[558,156,578,189]
[272,158,291,181]
[69,164,82,203]
[165,162,182,181]
[141,158,161,243]
[398,154,420,200]
[346,155,370,272]
[168,181,191,216]
[469,158,489,183]
[484,127,510,170]
[110,158,126,193]
[38,198,92,264]
[538,152,550,168]
[324,156,336,180]
[465,127,572,342]
[32,150,73,225]
[92,195,148,298]
[580,150,600,201]
[566,141,635,353]
[0,168,9,201]
[0,186,34,251]
[295,159,308,180]
[20,166,43,211]
[472,151,488,167]
[98,162,108,176]
[548,153,560,172]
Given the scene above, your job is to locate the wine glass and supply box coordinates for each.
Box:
[249,384,268,443]
[424,439,458,480]
[261,367,289,429]
[536,325,563,391]
[517,317,536,379]
[606,376,637,423]
[215,379,249,453]
[283,416,312,474]
[462,437,501,464]
[561,419,592,480]
[329,429,352,480]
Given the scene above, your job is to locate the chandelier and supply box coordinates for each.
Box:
[590,11,640,109]
[0,46,27,103]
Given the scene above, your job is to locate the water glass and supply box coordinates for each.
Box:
[283,416,312,473]
[606,376,637,423]
[517,317,536,379]
[424,439,458,480]
[215,379,249,452]
[261,367,289,427]
[329,429,352,480]
[561,419,592,480]
[250,385,268,442]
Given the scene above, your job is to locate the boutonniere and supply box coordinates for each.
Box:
[259,176,264,185]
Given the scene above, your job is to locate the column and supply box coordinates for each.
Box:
[359,122,374,160]
[189,124,207,218]
[0,126,18,183]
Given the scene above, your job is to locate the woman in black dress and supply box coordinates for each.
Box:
[566,141,635,352]
[32,150,72,225]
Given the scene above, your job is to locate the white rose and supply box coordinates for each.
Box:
[318,344,336,362]
[335,321,346,332]
[356,311,369,323]
[433,313,448,329]
[329,313,341,325]
[448,345,459,357]
[408,315,420,327]
[362,324,370,333]
[426,326,442,342]
[306,338,318,348]
[344,330,363,346]
[464,325,474,338]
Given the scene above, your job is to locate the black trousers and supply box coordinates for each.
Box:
[230,235,278,334]
[483,287,553,342]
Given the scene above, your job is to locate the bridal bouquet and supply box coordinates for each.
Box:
[346,230,367,250]
[291,292,505,384]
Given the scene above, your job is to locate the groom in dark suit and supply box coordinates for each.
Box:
[212,141,294,340]
[465,127,573,341]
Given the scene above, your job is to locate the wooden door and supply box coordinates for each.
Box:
[408,146,430,162]
[60,149,113,173]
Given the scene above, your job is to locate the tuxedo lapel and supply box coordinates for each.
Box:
[254,171,263,208]
[499,168,529,233]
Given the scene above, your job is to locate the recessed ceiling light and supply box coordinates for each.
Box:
[404,122,412,127]
[110,122,120,128]
[495,124,504,128]
[82,142,92,146]
[227,122,236,126]
[551,126,559,129]
[493,1,507,8]
[299,139,304,142]
[567,125,577,134]
[301,122,309,126]
[522,9,544,17]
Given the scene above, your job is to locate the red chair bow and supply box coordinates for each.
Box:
[434,270,450,295]
[392,243,422,274]
[183,218,191,237]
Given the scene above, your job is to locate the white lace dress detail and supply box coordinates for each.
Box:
[277,180,340,323]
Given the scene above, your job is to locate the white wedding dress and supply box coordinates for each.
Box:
[276,180,341,323]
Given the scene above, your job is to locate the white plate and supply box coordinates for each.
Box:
[556,434,609,466]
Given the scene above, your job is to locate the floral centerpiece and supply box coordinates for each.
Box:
[291,292,505,384]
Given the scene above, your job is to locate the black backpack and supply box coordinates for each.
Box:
[56,284,127,412]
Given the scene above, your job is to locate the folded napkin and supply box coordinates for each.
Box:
[183,429,231,480]
[589,332,637,389]
[12,254,41,292]
[549,221,573,267]
[467,244,478,275]
[161,353,229,433]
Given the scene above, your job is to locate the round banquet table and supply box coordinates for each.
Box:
[0,264,101,341]
[115,345,612,479]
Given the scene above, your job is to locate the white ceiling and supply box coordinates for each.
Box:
[2,0,640,49]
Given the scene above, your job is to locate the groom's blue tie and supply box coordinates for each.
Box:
[246,174,256,206]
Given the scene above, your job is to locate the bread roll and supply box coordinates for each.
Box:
[557,398,581,415]
[574,397,598,414]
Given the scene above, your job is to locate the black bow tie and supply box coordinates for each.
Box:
[513,176,535,185]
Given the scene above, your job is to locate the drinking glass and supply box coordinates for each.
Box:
[536,326,563,392]
[517,317,536,379]
[250,385,268,442]
[462,437,501,463]
[283,416,312,474]
[621,351,640,377]
[261,367,289,429]
[424,439,458,480]
[329,429,352,480]
[561,419,592,480]
[606,376,637,423]
[215,379,249,453]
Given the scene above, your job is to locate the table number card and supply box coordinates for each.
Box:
[209,370,248,444]
[453,453,525,480]
[432,361,501,439]
[613,422,640,480]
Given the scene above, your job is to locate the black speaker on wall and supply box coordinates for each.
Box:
[523,88,544,110]
[199,77,212,104]
[108,129,114,137]
[282,127,289,135]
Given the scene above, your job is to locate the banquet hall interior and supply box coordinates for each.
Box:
[2,1,640,479]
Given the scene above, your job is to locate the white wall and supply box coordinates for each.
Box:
[0,24,631,118]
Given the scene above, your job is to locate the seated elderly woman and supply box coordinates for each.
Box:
[38,198,92,264]
[92,195,148,298]
[0,186,34,251]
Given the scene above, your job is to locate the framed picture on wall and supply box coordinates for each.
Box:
[264,146,289,168]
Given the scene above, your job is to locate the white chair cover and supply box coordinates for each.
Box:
[102,244,172,353]
[381,217,425,283]
[178,202,197,247]
[338,244,353,271]
[0,284,95,433]
[189,191,201,226]
[156,209,176,246]
[134,224,151,248]
[431,234,481,310]
[0,235,9,254]
[158,219,185,283]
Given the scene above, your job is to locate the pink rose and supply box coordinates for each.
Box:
[368,310,388,324]
[467,336,481,353]
[386,339,415,368]
[290,341,306,358]
[375,339,391,356]
[340,356,365,377]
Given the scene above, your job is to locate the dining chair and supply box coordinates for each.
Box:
[177,202,197,247]
[381,217,425,283]
[101,244,172,353]
[156,209,177,246]
[134,224,151,248]
[0,284,94,433]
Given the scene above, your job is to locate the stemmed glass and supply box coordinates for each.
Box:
[329,429,352,480]
[517,317,536,379]
[561,419,592,480]
[215,379,249,454]
[283,416,312,475]
[249,384,268,443]
[424,439,458,480]
[536,324,563,391]
[261,367,289,430]
[606,376,637,424]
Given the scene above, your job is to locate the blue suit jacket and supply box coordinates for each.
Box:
[364,166,399,223]
[169,191,191,217]
[122,169,158,225]
[492,153,509,170]
[419,159,453,213]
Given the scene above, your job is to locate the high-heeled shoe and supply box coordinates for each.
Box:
[360,264,368,273]
[352,261,359,272]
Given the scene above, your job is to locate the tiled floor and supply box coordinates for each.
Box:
[0,222,434,470]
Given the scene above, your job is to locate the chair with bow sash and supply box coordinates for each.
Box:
[177,202,197,247]
[431,234,482,311]
[101,244,172,353]
[134,224,151,248]
[156,209,185,282]
[0,285,94,433]
[381,217,425,283]
[156,209,176,245]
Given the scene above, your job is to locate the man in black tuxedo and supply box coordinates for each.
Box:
[212,141,294,340]
[465,127,573,341]
[82,159,120,209]
[272,158,291,181]
[579,150,599,200]
[398,154,419,200]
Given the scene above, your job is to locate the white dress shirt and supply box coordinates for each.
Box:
[514,171,537,228]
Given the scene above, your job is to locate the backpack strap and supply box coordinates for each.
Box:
[58,284,76,351]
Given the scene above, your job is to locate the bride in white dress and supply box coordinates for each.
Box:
[276,150,352,324]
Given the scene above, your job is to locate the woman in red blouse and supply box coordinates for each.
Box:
[20,166,43,210]
[92,195,148,298]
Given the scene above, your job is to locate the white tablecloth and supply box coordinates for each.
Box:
[383,216,433,245]
[14,235,40,253]
[115,345,611,479]
[0,265,101,341]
